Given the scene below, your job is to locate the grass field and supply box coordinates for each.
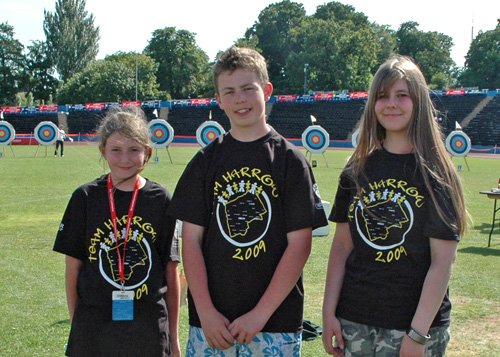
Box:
[0,144,498,356]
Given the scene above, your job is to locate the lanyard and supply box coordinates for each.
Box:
[107,174,140,287]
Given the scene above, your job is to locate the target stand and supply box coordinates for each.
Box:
[445,130,471,171]
[149,119,174,164]
[33,121,59,157]
[302,125,330,167]
[0,121,16,158]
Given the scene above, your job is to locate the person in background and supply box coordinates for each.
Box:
[322,55,468,357]
[54,124,72,157]
[168,46,327,356]
[53,108,181,356]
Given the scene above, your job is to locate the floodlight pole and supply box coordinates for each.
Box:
[303,63,309,95]
[135,58,138,101]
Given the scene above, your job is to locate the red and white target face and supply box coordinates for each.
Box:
[302,125,330,154]
[0,121,16,145]
[196,121,225,148]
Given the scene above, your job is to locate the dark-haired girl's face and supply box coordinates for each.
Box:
[375,78,413,135]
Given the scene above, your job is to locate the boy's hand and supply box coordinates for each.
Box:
[322,315,344,356]
[199,308,234,350]
[229,310,268,344]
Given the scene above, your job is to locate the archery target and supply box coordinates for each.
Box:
[0,121,15,145]
[302,125,330,154]
[445,130,471,157]
[34,121,58,145]
[196,121,225,147]
[351,128,360,148]
[148,119,174,148]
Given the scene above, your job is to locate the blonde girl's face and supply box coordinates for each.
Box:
[374,78,414,135]
[102,132,148,183]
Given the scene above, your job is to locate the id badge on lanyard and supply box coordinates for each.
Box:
[107,174,140,321]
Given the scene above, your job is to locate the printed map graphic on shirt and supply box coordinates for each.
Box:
[362,197,409,241]
[105,240,148,282]
[216,178,272,248]
[98,227,153,290]
[224,190,267,237]
[354,187,414,250]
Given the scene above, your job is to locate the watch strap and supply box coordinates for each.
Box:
[407,327,430,345]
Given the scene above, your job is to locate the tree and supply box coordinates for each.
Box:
[244,0,307,93]
[106,52,162,100]
[314,1,368,26]
[57,53,160,104]
[24,40,59,103]
[371,24,397,69]
[144,27,210,99]
[0,22,25,105]
[43,0,100,81]
[396,21,454,86]
[460,24,499,89]
[272,2,380,93]
[285,17,379,93]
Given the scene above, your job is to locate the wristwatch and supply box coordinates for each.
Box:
[407,327,430,345]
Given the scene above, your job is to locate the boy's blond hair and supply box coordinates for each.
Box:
[213,46,269,94]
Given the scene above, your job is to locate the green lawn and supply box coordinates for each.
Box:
[0,144,498,356]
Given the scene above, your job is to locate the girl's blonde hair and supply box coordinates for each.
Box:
[348,55,467,236]
[97,107,153,167]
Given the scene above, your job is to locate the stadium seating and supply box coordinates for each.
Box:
[463,96,500,146]
[3,93,498,147]
[167,106,230,135]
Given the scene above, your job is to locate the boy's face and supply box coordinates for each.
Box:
[215,69,273,134]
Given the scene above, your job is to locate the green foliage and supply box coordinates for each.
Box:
[430,72,452,90]
[4,1,497,101]
[57,53,160,103]
[43,0,100,81]
[0,145,498,356]
[245,0,307,93]
[24,40,59,103]
[144,27,211,99]
[0,22,25,105]
[246,1,381,93]
[396,21,455,84]
[371,24,397,69]
[460,25,500,89]
[105,52,161,100]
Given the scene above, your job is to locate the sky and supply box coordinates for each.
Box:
[1,0,498,67]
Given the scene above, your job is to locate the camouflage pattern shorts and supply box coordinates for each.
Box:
[339,318,450,356]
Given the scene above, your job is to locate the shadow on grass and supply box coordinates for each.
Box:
[52,319,70,326]
[473,222,498,234]
[458,246,500,256]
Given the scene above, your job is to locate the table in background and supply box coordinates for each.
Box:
[479,190,500,247]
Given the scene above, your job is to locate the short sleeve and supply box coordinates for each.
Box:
[167,151,210,227]
[282,152,328,232]
[329,172,354,223]
[423,187,460,241]
[53,189,87,260]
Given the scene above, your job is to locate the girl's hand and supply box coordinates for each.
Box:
[399,335,425,357]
